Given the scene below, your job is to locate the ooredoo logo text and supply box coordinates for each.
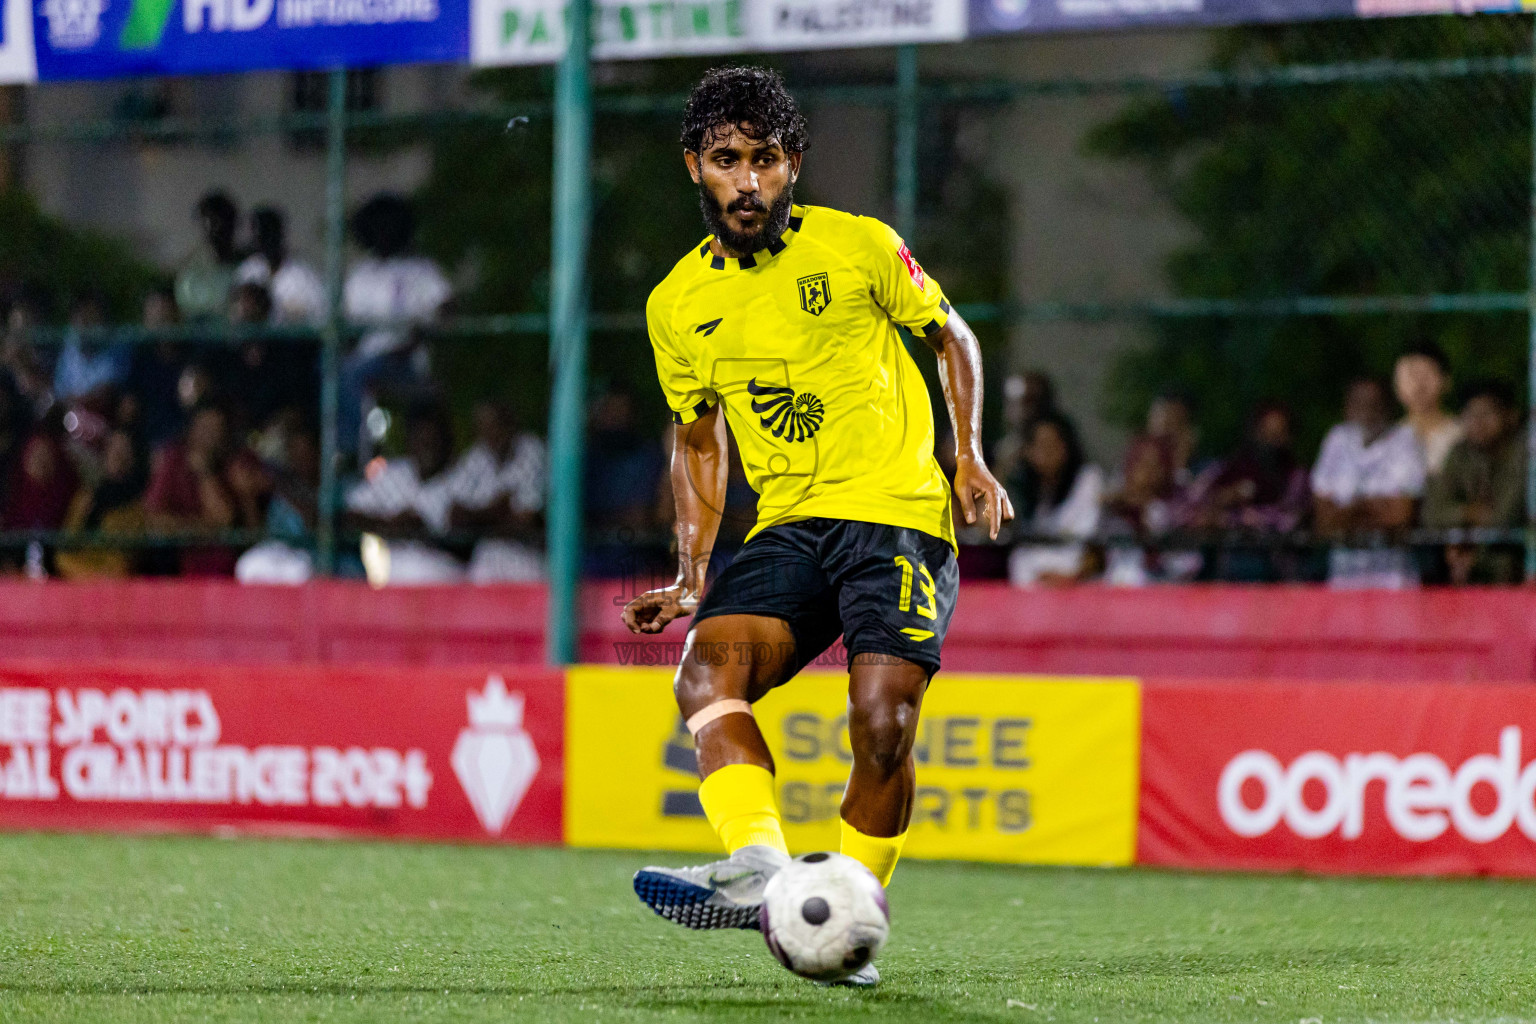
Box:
[1219,727,1536,844]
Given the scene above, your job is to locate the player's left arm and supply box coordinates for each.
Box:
[921,310,1015,540]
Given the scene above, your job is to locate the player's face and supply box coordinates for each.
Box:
[686,125,802,255]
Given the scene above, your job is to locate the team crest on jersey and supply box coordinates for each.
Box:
[748,379,825,442]
[797,272,831,316]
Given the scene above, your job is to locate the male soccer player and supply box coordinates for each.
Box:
[623,66,1012,986]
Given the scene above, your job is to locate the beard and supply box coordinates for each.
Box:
[699,181,795,257]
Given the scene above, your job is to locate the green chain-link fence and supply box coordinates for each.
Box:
[1,13,1533,657]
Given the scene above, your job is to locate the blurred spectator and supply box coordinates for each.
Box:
[1312,377,1425,588]
[1394,341,1461,477]
[1423,379,1528,585]
[344,403,464,584]
[234,207,326,325]
[54,292,128,415]
[1187,403,1310,532]
[1184,402,1310,582]
[127,286,190,449]
[144,402,269,576]
[56,429,147,580]
[1101,435,1201,585]
[583,390,667,577]
[446,399,546,584]
[225,283,317,439]
[2,415,78,534]
[236,419,320,585]
[0,370,25,496]
[1007,413,1104,587]
[341,194,451,457]
[1142,391,1202,488]
[993,370,1060,492]
[176,191,242,321]
[585,390,665,532]
[1,291,52,414]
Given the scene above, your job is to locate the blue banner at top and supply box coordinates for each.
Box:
[968,0,1529,38]
[33,0,469,78]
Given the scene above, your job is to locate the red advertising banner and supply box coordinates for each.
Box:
[0,662,563,843]
[1140,679,1536,876]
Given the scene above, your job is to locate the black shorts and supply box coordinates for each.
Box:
[693,517,959,681]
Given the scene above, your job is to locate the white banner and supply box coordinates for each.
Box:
[0,0,37,83]
[471,0,964,66]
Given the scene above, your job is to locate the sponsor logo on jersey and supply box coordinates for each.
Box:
[748,378,825,442]
[898,243,926,290]
[797,272,831,316]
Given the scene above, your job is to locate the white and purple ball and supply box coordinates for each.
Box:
[759,852,890,982]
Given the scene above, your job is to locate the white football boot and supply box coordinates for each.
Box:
[633,844,790,930]
[816,963,881,988]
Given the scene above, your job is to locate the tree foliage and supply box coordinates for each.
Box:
[0,188,160,321]
[1088,15,1532,455]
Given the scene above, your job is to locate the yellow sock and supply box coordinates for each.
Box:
[840,818,907,886]
[697,763,789,856]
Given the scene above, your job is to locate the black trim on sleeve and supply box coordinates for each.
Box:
[918,319,941,337]
[671,397,716,425]
[939,297,951,315]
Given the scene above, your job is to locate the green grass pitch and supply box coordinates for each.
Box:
[2,832,1534,1023]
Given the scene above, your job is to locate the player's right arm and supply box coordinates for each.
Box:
[623,287,726,634]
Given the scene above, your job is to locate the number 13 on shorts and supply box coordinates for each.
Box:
[893,555,937,620]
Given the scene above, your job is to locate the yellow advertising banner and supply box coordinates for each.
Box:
[565,667,1140,866]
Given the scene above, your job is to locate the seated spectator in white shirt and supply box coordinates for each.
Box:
[344,403,463,585]
[234,207,326,325]
[1311,376,1426,588]
[339,194,452,457]
[1394,341,1462,476]
[1007,413,1105,587]
[446,399,546,583]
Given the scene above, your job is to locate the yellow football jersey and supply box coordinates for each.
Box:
[646,203,955,548]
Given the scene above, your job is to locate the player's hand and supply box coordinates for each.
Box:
[622,585,700,635]
[953,454,1015,541]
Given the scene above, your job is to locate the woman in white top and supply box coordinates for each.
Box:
[1394,341,1461,475]
[234,207,326,325]
[1007,413,1105,586]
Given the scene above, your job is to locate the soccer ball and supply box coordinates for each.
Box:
[759,852,890,981]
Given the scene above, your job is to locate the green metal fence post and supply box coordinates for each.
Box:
[894,44,919,242]
[318,68,348,575]
[546,0,594,663]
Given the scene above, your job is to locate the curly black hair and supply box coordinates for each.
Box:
[680,66,809,155]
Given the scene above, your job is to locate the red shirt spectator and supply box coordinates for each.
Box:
[2,428,79,531]
[145,403,267,576]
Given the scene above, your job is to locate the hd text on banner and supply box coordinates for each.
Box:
[1139,679,1536,877]
[0,662,564,842]
[564,667,1141,866]
[31,0,469,79]
[471,0,965,66]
